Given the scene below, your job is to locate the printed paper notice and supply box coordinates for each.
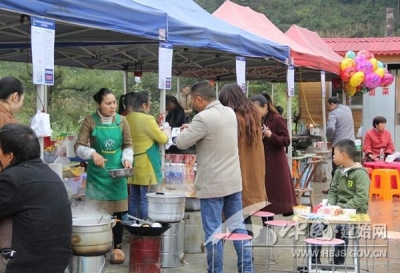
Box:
[31,17,55,85]
[158,42,173,89]
[236,56,246,92]
[287,65,295,96]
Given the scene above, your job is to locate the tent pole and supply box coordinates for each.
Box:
[216,81,219,98]
[36,84,47,160]
[271,83,274,103]
[123,71,129,95]
[160,88,166,180]
[286,63,294,175]
[177,77,180,97]
[246,80,249,98]
[321,71,328,149]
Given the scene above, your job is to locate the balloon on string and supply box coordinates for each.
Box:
[345,50,356,59]
[340,58,355,70]
[377,61,385,68]
[369,58,378,70]
[354,55,366,66]
[357,50,374,60]
[364,73,382,89]
[355,60,374,74]
[375,67,385,78]
[345,83,357,97]
[340,66,356,82]
[380,73,394,87]
[349,71,365,87]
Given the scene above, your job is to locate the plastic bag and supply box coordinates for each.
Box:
[30,110,52,137]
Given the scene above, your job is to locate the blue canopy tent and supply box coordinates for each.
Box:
[135,0,289,61]
[0,0,291,81]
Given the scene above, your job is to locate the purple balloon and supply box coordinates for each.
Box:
[364,73,381,89]
[356,60,374,74]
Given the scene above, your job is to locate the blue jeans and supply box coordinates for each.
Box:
[200,192,253,273]
[129,185,149,219]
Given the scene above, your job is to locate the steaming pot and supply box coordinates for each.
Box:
[71,217,116,256]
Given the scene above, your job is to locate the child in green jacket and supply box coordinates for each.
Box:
[299,139,370,272]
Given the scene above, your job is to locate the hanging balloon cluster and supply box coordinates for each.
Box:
[340,50,394,97]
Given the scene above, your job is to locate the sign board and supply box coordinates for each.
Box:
[31,17,55,85]
[158,42,173,89]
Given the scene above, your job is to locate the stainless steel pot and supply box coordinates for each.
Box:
[71,217,116,256]
[147,192,186,223]
[105,168,133,178]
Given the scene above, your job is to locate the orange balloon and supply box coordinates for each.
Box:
[341,58,355,70]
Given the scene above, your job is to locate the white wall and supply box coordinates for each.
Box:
[362,83,397,149]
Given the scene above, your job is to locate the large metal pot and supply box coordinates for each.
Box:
[71,217,116,256]
[147,192,186,223]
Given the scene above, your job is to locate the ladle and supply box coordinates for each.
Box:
[97,215,104,224]
[127,214,154,226]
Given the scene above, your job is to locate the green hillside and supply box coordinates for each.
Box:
[195,0,399,37]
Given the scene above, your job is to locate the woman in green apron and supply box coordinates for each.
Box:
[75,88,133,264]
[125,92,170,219]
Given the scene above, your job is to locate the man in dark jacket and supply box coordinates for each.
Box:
[0,123,72,273]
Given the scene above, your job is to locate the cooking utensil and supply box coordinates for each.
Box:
[102,167,133,178]
[97,215,104,224]
[126,214,154,226]
[121,221,171,236]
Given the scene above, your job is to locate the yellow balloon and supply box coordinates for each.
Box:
[370,58,378,70]
[346,86,357,97]
[375,67,385,78]
[349,71,365,87]
[341,58,355,70]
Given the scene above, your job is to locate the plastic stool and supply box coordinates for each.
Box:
[212,232,252,273]
[370,169,400,201]
[264,220,299,272]
[303,238,346,272]
[251,211,276,268]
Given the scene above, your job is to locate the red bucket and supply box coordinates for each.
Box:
[129,235,162,273]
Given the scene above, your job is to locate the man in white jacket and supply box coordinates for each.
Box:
[176,81,253,273]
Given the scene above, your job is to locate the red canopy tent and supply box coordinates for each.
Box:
[213,0,340,75]
[286,25,343,75]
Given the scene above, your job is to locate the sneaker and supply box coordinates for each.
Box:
[110,248,125,264]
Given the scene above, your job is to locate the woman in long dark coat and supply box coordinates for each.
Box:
[251,94,297,217]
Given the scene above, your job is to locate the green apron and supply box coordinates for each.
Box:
[134,142,163,184]
[86,113,127,200]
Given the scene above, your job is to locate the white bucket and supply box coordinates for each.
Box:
[183,211,204,254]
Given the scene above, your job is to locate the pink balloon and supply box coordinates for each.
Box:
[380,73,394,87]
[354,55,366,66]
[355,60,374,74]
[357,50,374,60]
[364,73,381,89]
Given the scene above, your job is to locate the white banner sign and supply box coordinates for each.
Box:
[158,42,173,89]
[31,17,55,85]
[236,56,246,92]
[287,65,295,96]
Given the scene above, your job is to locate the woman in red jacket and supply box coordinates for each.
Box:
[363,116,395,162]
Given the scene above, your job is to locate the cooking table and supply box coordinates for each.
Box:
[293,214,372,273]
